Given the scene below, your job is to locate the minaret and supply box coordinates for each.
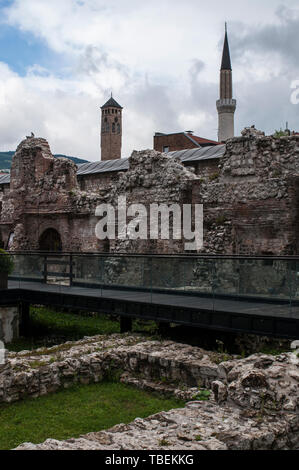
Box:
[100,94,123,161]
[216,24,236,142]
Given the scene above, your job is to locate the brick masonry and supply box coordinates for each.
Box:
[1,127,299,255]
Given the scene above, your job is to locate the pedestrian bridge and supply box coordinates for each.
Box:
[1,253,299,338]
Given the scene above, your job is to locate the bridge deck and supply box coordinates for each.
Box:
[3,280,299,338]
[6,280,299,318]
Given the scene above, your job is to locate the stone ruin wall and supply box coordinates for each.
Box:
[78,171,120,192]
[1,128,299,260]
[0,334,297,450]
[192,128,299,256]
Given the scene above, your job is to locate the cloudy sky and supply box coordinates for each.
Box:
[0,0,299,161]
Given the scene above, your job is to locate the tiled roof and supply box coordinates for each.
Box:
[101,97,123,109]
[187,134,221,146]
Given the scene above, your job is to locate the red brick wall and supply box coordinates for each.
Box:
[153,134,197,153]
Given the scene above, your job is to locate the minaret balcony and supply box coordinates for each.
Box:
[216,98,237,113]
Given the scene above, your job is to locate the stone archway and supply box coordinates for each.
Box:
[39,228,62,252]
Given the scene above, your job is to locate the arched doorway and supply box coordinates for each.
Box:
[39,228,62,252]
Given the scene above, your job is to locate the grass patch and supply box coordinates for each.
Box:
[0,381,184,450]
[192,389,211,401]
[6,306,158,352]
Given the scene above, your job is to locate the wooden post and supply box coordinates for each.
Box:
[43,256,47,284]
[69,254,73,286]
[158,321,170,334]
[120,316,132,333]
[19,302,30,336]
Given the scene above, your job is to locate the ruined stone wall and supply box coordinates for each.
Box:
[1,129,299,256]
[0,334,297,450]
[0,137,106,252]
[193,159,220,178]
[192,128,299,255]
[78,172,119,192]
[104,149,197,254]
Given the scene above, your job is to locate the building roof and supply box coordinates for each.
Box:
[101,96,123,109]
[169,145,225,162]
[0,174,10,184]
[155,131,220,147]
[0,145,226,185]
[76,145,225,175]
[186,134,220,146]
[77,158,129,175]
[221,28,232,71]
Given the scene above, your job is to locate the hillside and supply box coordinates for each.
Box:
[0,151,89,170]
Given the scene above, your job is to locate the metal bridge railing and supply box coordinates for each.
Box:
[2,252,299,316]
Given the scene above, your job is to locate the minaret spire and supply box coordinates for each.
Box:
[221,23,232,71]
[216,23,236,142]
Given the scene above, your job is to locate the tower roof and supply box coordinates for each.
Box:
[101,96,123,109]
[221,25,232,71]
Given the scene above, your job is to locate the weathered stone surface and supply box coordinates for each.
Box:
[0,333,297,450]
[2,130,299,255]
[15,400,299,450]
[213,353,299,412]
[0,335,232,404]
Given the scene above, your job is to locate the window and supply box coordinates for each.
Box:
[112,123,115,132]
[163,146,169,153]
[102,117,108,133]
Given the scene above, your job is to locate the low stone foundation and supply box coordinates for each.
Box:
[16,400,299,450]
[0,333,297,450]
[0,306,19,343]
[0,335,231,403]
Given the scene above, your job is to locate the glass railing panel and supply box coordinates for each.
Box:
[288,259,299,317]
[100,255,152,303]
[10,254,44,288]
[101,256,143,288]
[213,258,292,317]
[72,254,103,287]
[150,256,215,316]
[43,254,71,289]
[182,257,214,295]
[182,257,215,312]
[212,258,241,297]
[151,256,184,291]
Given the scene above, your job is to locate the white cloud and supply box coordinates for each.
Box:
[0,1,299,160]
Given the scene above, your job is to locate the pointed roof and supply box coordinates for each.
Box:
[221,24,232,71]
[101,95,123,109]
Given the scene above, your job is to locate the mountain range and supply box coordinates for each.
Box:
[0,151,89,170]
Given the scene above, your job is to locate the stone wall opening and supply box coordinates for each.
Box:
[39,228,62,252]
